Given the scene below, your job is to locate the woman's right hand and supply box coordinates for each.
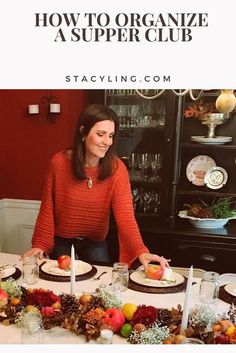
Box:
[21,248,45,260]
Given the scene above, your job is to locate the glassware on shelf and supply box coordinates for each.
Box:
[155,100,166,126]
[131,188,140,212]
[107,89,136,96]
[153,192,161,214]
[150,153,163,182]
[131,187,161,215]
[136,153,149,180]
[128,152,163,182]
[128,153,139,180]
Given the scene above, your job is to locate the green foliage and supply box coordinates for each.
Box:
[0,278,22,299]
[210,197,236,219]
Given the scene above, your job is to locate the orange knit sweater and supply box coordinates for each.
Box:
[32,151,149,267]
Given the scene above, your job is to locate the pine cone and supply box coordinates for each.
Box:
[187,204,203,217]
[42,311,64,330]
[157,308,173,326]
[62,311,84,334]
[191,325,213,343]
[197,208,213,218]
[0,306,17,323]
[59,293,81,317]
[83,296,106,314]
[85,323,100,341]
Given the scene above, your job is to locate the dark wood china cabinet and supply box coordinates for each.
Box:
[88,89,236,273]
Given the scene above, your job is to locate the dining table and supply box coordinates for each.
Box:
[0,252,234,347]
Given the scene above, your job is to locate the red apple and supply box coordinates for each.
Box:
[57,255,71,270]
[145,265,164,280]
[0,288,8,308]
[103,308,125,332]
[41,306,55,317]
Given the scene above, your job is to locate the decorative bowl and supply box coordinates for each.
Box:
[178,210,236,229]
[201,113,230,138]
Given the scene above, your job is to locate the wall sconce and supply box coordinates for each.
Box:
[27,93,61,123]
[28,104,40,115]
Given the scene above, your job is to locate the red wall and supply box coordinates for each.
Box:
[0,90,89,200]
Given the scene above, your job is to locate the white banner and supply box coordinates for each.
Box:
[0,1,235,88]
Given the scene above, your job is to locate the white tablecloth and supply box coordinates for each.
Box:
[0,252,231,344]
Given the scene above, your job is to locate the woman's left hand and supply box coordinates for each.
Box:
[139,253,171,270]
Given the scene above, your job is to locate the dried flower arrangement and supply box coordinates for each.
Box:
[184,99,219,120]
[0,279,236,344]
[184,97,236,121]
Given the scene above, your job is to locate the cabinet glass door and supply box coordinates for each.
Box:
[105,89,175,221]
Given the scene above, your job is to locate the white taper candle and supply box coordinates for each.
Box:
[70,244,76,295]
[180,265,193,335]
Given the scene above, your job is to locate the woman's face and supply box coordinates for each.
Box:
[84,120,115,164]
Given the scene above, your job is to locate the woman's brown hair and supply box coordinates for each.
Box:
[72,104,119,180]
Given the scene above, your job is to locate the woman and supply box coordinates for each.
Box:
[23,104,170,269]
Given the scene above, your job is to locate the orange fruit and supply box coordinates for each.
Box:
[10,297,21,306]
[122,303,138,321]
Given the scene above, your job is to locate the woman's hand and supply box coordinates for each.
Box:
[139,253,171,270]
[21,248,45,260]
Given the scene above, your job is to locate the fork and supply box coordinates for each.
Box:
[92,271,107,280]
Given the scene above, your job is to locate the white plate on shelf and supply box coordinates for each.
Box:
[0,265,16,279]
[130,270,184,288]
[204,167,228,189]
[224,283,236,296]
[191,136,232,144]
[186,155,216,186]
[41,260,92,277]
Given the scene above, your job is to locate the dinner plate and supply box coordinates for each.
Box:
[186,155,216,186]
[224,283,236,297]
[0,265,16,279]
[40,260,92,277]
[130,270,185,288]
[191,136,232,145]
[204,167,228,189]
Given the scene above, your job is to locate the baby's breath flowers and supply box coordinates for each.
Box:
[128,323,170,344]
[96,286,122,309]
[188,304,219,330]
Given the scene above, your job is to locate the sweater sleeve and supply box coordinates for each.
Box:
[32,157,56,254]
[111,160,149,267]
